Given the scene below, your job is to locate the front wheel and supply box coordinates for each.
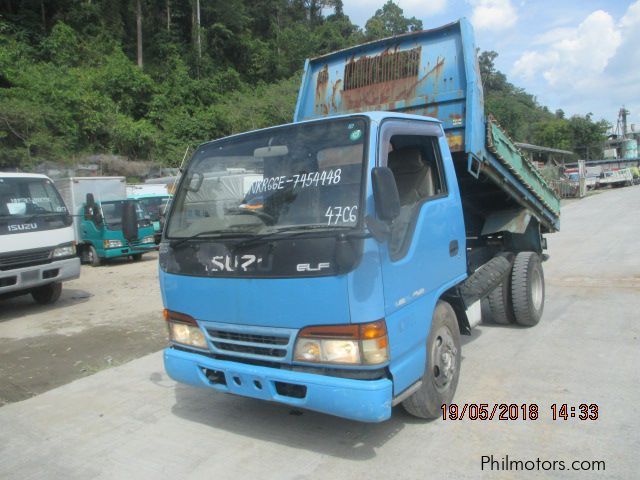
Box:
[86,245,102,267]
[402,300,461,419]
[31,282,62,305]
[131,253,143,262]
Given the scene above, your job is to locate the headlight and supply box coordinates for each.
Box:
[103,239,123,249]
[163,309,207,349]
[52,243,76,258]
[141,235,155,244]
[293,320,389,365]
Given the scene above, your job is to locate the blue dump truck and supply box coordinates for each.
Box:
[159,19,561,422]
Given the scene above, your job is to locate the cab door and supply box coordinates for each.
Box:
[376,119,466,393]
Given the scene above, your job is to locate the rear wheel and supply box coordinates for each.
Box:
[402,300,461,419]
[483,279,514,325]
[511,252,545,326]
[31,282,62,305]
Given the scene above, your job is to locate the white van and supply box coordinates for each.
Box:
[0,173,80,304]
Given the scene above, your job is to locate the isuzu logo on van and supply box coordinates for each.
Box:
[7,223,38,232]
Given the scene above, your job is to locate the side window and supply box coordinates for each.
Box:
[387,135,447,258]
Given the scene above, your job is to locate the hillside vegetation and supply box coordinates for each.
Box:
[0,0,608,169]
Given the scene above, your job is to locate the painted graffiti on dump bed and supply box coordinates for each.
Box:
[313,45,467,152]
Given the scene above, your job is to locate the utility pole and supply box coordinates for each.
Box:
[136,0,143,68]
[196,0,202,60]
[166,0,171,32]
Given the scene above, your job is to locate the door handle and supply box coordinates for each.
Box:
[449,240,459,257]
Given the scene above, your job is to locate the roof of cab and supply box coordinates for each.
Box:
[197,111,441,149]
[0,172,50,179]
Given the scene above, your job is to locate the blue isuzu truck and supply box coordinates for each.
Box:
[159,19,561,422]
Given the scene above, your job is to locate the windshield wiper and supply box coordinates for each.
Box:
[232,225,355,250]
[7,211,64,224]
[169,228,255,249]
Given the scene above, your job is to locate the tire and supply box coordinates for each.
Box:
[131,253,143,262]
[87,245,101,267]
[484,279,514,325]
[31,282,62,305]
[511,252,545,326]
[459,255,511,306]
[402,300,461,419]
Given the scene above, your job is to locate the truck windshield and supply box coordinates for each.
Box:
[166,118,367,239]
[137,196,170,222]
[101,200,147,229]
[0,177,68,219]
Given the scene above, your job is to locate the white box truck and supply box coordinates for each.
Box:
[0,173,81,304]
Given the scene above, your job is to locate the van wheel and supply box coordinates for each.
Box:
[87,245,101,267]
[511,252,545,326]
[131,254,143,262]
[402,300,461,419]
[31,282,62,305]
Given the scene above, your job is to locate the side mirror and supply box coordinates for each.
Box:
[186,172,204,192]
[122,201,139,241]
[371,167,400,222]
[365,215,391,243]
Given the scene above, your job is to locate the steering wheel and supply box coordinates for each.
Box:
[228,208,275,225]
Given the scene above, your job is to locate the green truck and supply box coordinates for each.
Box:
[127,192,171,243]
[56,177,157,266]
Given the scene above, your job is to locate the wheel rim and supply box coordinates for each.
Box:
[431,325,457,391]
[531,267,543,311]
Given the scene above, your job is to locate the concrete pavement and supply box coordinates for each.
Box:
[0,186,638,479]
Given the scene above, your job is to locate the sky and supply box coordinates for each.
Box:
[338,0,640,132]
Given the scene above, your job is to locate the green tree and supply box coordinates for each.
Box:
[364,1,422,40]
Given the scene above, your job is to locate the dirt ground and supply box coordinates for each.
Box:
[0,252,166,405]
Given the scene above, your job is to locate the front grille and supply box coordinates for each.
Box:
[204,324,293,362]
[0,249,52,271]
[208,330,289,345]
[212,342,287,358]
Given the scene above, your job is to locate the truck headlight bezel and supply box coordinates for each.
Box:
[293,320,389,366]
[52,242,76,258]
[103,239,123,249]
[163,309,208,350]
[141,235,155,244]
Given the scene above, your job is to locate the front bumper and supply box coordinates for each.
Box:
[164,347,393,422]
[103,243,156,259]
[0,256,80,295]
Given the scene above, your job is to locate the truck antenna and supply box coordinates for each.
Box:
[178,146,192,173]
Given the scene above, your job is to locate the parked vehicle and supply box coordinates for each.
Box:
[597,168,633,188]
[0,173,80,304]
[159,19,560,422]
[56,177,157,266]
[127,193,171,243]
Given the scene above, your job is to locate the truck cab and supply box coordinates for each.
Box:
[80,197,156,265]
[127,193,171,243]
[160,19,560,422]
[56,177,157,266]
[0,173,80,304]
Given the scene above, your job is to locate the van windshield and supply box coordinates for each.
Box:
[166,118,367,239]
[0,177,68,218]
